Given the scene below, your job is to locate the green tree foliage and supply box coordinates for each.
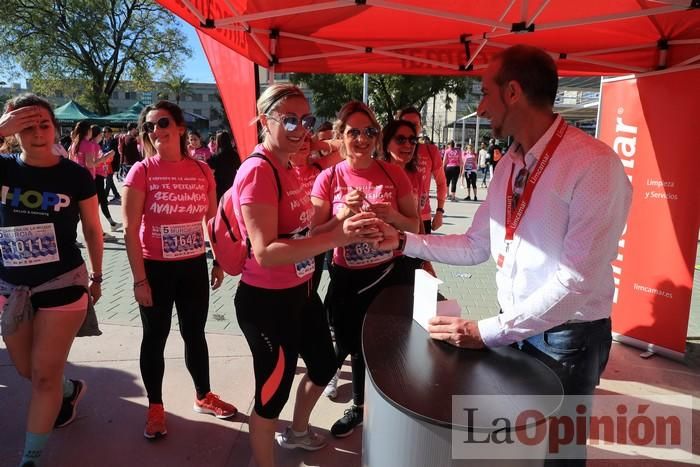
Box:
[291,73,471,123]
[0,0,191,114]
[158,72,193,106]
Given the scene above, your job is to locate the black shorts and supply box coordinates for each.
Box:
[235,280,336,419]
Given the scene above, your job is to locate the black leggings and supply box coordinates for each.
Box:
[328,260,410,406]
[464,171,477,190]
[105,173,120,198]
[445,166,460,193]
[139,255,211,403]
[94,175,113,222]
[235,280,336,419]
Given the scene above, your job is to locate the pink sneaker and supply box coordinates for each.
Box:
[193,392,237,419]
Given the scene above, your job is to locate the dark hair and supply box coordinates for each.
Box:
[4,93,58,129]
[138,100,187,158]
[397,106,421,123]
[102,126,112,133]
[317,121,333,132]
[71,120,92,148]
[494,45,558,109]
[380,120,418,173]
[90,124,101,140]
[127,122,138,131]
[214,130,241,170]
[188,129,202,139]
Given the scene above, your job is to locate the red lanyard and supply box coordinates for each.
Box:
[499,118,568,266]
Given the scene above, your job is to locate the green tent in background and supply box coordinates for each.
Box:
[94,101,145,126]
[53,100,99,123]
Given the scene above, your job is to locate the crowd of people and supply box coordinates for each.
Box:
[0,43,631,467]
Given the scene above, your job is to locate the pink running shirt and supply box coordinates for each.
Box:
[416,143,442,220]
[444,148,462,167]
[124,155,215,261]
[291,163,321,199]
[311,159,413,269]
[232,145,315,289]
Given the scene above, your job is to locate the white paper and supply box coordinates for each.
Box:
[412,269,462,331]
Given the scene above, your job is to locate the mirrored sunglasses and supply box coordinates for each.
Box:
[346,127,379,139]
[268,114,316,132]
[142,117,171,133]
[393,135,418,146]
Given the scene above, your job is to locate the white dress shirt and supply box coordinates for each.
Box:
[404,115,632,347]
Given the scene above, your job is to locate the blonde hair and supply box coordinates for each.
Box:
[333,101,382,158]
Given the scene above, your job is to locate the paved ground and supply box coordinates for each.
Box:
[1,180,699,467]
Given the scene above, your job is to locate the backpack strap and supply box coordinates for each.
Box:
[246,152,282,201]
[374,159,397,188]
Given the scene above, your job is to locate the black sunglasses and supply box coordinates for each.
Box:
[346,127,379,139]
[142,117,171,134]
[267,114,316,132]
[393,135,418,146]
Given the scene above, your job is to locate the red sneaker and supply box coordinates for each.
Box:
[193,392,237,419]
[144,403,167,439]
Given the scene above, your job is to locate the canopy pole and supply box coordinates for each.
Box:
[363,73,369,104]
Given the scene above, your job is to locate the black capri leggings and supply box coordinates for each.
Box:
[464,171,477,190]
[139,254,211,404]
[94,175,113,222]
[327,260,411,406]
[445,166,460,193]
[235,280,336,419]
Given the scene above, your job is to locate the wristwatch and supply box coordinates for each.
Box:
[397,231,407,252]
[436,207,445,214]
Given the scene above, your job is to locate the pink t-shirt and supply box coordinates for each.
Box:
[311,159,413,269]
[463,151,477,173]
[291,163,321,199]
[124,156,215,261]
[417,143,443,220]
[444,148,462,167]
[190,146,212,162]
[72,140,98,179]
[232,145,315,289]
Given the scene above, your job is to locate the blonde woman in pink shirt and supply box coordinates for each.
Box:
[232,85,380,467]
[122,101,236,440]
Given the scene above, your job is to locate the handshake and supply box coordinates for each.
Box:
[336,211,400,250]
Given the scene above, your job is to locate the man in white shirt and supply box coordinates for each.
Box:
[379,45,631,395]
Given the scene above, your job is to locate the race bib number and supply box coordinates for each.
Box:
[161,222,205,259]
[289,228,315,278]
[0,223,60,267]
[343,242,392,267]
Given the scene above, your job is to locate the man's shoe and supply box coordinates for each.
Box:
[276,426,327,451]
[110,222,122,232]
[144,403,167,439]
[464,196,471,201]
[323,371,339,399]
[330,405,363,438]
[193,392,237,419]
[54,379,86,428]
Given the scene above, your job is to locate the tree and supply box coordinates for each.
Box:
[158,72,193,106]
[0,0,191,114]
[290,73,471,123]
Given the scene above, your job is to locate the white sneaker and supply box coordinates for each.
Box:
[276,426,327,451]
[110,222,122,232]
[323,371,339,399]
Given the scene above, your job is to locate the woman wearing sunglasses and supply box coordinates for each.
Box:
[0,94,103,467]
[122,101,236,440]
[231,84,379,467]
[311,101,420,439]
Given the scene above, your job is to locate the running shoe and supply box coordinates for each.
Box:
[54,379,86,428]
[110,221,122,232]
[331,405,363,438]
[276,426,327,451]
[323,371,339,400]
[193,392,237,419]
[144,403,167,439]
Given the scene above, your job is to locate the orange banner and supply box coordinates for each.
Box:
[598,68,700,357]
[197,31,258,158]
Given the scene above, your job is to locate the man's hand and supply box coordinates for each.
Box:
[373,221,400,251]
[428,316,484,349]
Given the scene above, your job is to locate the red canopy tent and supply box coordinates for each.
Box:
[161,0,700,360]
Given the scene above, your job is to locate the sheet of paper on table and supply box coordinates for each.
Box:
[412,269,462,331]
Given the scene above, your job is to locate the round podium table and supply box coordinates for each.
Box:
[361,285,564,467]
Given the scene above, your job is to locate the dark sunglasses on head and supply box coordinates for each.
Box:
[268,114,316,132]
[346,127,379,139]
[142,117,171,134]
[393,135,418,146]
